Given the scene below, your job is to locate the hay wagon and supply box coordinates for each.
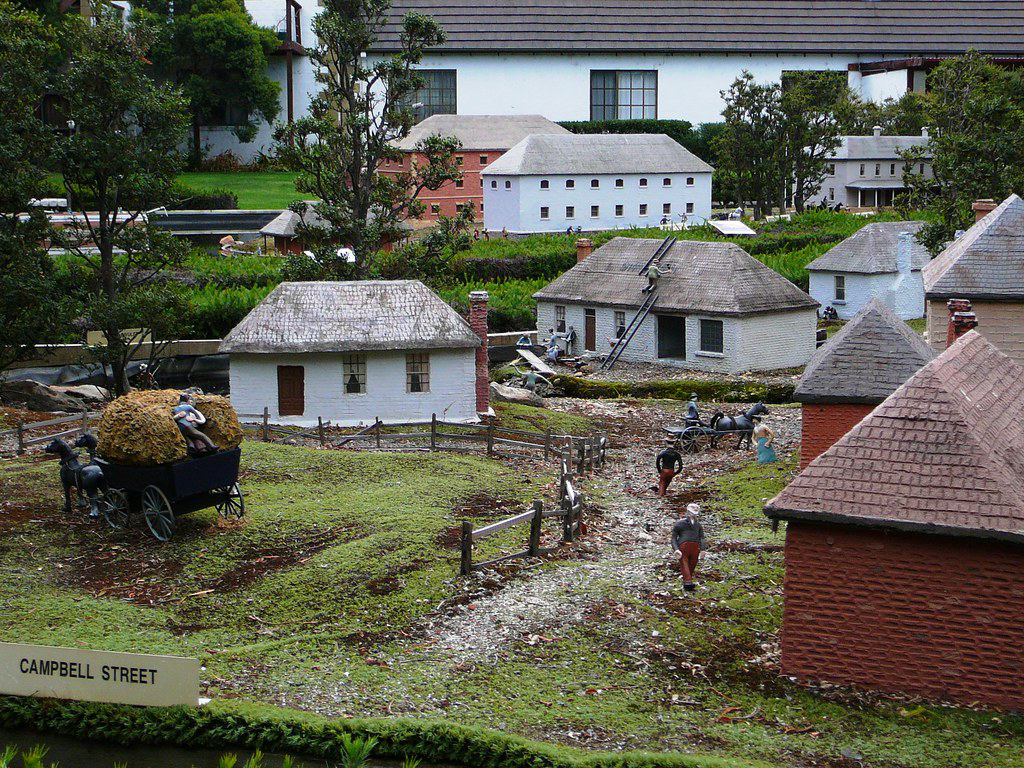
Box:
[96,447,244,541]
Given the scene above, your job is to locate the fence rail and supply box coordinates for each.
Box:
[1,411,99,456]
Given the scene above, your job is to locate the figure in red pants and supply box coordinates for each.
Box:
[655,438,682,496]
[671,503,708,590]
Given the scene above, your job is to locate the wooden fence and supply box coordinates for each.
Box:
[459,458,586,575]
[1,411,99,456]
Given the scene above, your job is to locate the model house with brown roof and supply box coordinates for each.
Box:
[807,221,929,320]
[793,298,934,469]
[534,237,818,373]
[923,194,1024,364]
[765,330,1024,710]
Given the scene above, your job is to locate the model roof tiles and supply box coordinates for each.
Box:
[833,135,931,160]
[795,299,935,404]
[482,134,714,176]
[219,280,481,354]
[534,237,817,316]
[923,194,1024,299]
[767,331,1024,542]
[393,114,569,151]
[806,221,929,274]
[373,2,1024,55]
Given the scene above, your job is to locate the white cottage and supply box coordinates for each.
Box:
[481,134,712,234]
[807,221,929,320]
[220,281,489,426]
[535,238,819,374]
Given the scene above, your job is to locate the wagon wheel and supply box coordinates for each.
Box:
[100,488,130,530]
[679,429,713,454]
[141,485,175,542]
[215,483,245,520]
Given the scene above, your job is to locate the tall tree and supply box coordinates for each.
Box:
[903,51,1024,252]
[0,0,65,380]
[133,0,281,166]
[52,9,191,395]
[274,0,462,277]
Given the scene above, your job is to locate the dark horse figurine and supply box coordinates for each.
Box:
[74,431,99,462]
[710,402,769,449]
[44,438,106,518]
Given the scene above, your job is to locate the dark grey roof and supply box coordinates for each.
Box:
[220,281,481,354]
[923,194,1024,299]
[393,114,569,151]
[483,134,713,176]
[794,298,935,404]
[832,134,931,161]
[533,237,818,316]
[373,2,1024,55]
[806,221,929,274]
[260,208,324,238]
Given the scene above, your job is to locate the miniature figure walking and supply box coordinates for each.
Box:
[655,437,683,496]
[671,503,708,590]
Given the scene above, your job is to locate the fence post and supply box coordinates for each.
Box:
[529,499,543,556]
[262,407,269,442]
[562,487,573,543]
[577,491,586,537]
[544,429,551,460]
[460,521,474,576]
[80,409,89,437]
[576,441,585,476]
[486,420,495,456]
[375,418,381,449]
[16,422,25,456]
[430,413,437,450]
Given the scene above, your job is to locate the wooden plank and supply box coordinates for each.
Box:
[21,413,98,430]
[516,349,555,375]
[335,422,379,447]
[471,550,532,571]
[377,432,430,440]
[472,509,535,541]
[23,426,86,446]
[435,432,489,442]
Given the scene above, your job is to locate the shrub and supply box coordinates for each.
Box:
[436,280,548,333]
[168,183,238,210]
[188,284,274,337]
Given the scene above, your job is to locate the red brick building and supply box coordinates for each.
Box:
[381,114,569,221]
[765,331,1024,710]
[794,298,934,469]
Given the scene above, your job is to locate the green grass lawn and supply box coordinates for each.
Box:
[178,171,305,209]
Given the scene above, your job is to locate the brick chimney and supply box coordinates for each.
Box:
[469,290,490,414]
[946,298,977,348]
[972,199,997,222]
[576,238,593,263]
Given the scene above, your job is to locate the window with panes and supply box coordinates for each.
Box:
[614,311,626,338]
[343,354,366,394]
[699,319,724,354]
[555,305,567,333]
[405,353,430,393]
[590,70,657,120]
[404,70,456,121]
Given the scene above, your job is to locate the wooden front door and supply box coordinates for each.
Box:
[277,365,305,416]
[584,308,596,352]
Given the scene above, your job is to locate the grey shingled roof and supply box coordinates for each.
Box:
[533,237,817,316]
[260,208,324,238]
[373,2,1024,55]
[393,114,569,151]
[794,298,935,404]
[806,221,929,274]
[766,331,1024,543]
[483,134,713,176]
[832,134,931,161]
[923,194,1024,299]
[219,281,481,354]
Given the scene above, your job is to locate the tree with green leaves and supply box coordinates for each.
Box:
[52,9,192,395]
[902,51,1024,253]
[0,0,66,381]
[274,0,462,277]
[133,0,281,166]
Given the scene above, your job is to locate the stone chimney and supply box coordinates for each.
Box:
[946,298,977,348]
[896,231,913,275]
[576,238,593,263]
[469,290,490,414]
[872,125,882,138]
[972,199,997,223]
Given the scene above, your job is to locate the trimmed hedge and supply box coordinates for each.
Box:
[553,375,796,404]
[0,696,764,768]
[168,183,239,210]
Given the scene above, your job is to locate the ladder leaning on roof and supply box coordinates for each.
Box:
[599,236,676,372]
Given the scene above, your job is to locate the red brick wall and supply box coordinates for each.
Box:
[799,403,875,469]
[469,292,489,414]
[781,521,1024,709]
[380,148,500,220]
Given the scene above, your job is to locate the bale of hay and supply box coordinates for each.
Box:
[98,389,243,466]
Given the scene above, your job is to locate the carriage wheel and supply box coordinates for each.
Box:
[142,485,175,542]
[680,430,712,454]
[215,483,245,520]
[100,488,130,530]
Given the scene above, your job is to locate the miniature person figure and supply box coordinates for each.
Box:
[655,437,683,497]
[753,422,777,463]
[172,393,218,454]
[671,503,708,590]
[642,263,672,293]
[685,393,700,425]
[515,333,533,349]
[563,325,578,354]
[511,366,550,394]
[545,338,561,364]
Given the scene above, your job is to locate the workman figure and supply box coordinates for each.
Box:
[515,333,533,349]
[172,393,218,454]
[671,503,709,590]
[642,263,671,293]
[685,393,700,425]
[563,325,578,354]
[655,437,683,497]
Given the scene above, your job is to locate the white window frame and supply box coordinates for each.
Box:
[834,274,846,303]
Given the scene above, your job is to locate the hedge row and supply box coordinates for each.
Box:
[553,375,796,404]
[0,697,758,768]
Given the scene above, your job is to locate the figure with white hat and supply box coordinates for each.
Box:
[671,503,708,590]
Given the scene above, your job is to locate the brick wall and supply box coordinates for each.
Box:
[799,402,875,469]
[781,521,1024,710]
[380,149,495,219]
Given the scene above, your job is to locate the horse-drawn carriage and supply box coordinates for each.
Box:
[96,447,244,541]
[663,402,768,453]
